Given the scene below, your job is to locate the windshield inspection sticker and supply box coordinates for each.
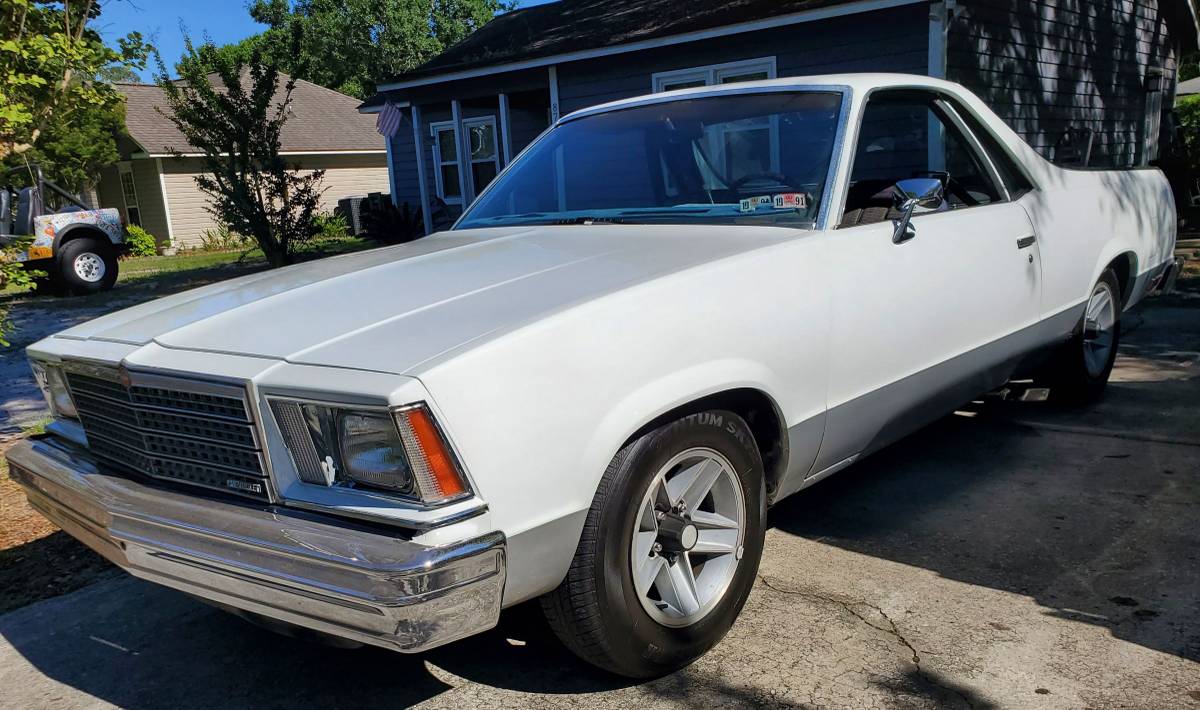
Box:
[773,193,808,209]
[739,195,773,213]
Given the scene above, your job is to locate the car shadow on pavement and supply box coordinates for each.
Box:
[769,395,1199,665]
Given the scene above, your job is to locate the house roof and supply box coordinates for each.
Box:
[366,0,1200,98]
[1178,76,1200,97]
[118,74,383,156]
[383,0,867,86]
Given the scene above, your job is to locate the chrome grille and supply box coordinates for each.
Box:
[64,366,271,501]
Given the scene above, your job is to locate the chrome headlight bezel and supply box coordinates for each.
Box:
[267,396,473,508]
[30,359,78,420]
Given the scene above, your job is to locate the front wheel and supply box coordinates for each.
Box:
[541,410,766,678]
[58,238,118,294]
[1038,268,1122,404]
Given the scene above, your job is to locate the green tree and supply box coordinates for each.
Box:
[18,98,123,194]
[209,0,511,99]
[1180,52,1200,82]
[156,37,325,267]
[0,0,149,160]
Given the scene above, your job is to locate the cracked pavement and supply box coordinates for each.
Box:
[0,294,1198,709]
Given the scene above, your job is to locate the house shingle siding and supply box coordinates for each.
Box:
[158,154,391,247]
[556,5,929,115]
[948,0,1179,167]
[130,159,169,242]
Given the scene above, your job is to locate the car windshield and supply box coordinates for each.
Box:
[456,91,844,230]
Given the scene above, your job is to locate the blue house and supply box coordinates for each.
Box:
[361,0,1199,234]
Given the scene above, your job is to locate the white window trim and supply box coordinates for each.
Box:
[462,116,502,196]
[652,57,781,182]
[431,116,503,205]
[430,120,463,205]
[651,56,777,93]
[117,161,141,226]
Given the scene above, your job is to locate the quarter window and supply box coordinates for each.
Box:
[840,91,1004,228]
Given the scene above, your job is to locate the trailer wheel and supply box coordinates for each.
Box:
[59,238,118,294]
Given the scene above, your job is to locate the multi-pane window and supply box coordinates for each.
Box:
[653,58,779,186]
[431,118,503,205]
[431,123,462,204]
[118,163,141,226]
[464,117,501,196]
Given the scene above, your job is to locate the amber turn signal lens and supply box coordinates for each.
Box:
[395,405,469,502]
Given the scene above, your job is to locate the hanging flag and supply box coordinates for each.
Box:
[376,101,404,138]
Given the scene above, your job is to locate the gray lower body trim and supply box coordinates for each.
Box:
[799,305,1083,485]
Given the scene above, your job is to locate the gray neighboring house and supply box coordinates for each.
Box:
[98,74,390,249]
[363,0,1199,235]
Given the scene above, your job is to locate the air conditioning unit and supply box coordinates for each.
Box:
[336,195,369,235]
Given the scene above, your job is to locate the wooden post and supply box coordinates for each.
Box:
[411,105,434,235]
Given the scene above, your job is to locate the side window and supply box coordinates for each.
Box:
[840,92,1003,228]
[951,102,1034,198]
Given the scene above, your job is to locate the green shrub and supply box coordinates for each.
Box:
[1,242,42,346]
[1176,95,1200,180]
[312,212,350,241]
[124,225,159,257]
[194,224,253,252]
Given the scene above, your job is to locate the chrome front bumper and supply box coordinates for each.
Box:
[5,436,506,653]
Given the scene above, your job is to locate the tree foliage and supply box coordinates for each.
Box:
[156,37,325,267]
[1180,52,1199,83]
[16,95,123,193]
[188,0,511,99]
[0,0,149,161]
[1176,95,1200,180]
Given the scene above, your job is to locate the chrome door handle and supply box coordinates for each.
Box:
[1017,235,1036,249]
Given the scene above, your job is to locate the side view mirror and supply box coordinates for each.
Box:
[891,177,944,244]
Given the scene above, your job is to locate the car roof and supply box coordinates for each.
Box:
[558,72,963,124]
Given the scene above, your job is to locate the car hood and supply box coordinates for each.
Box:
[54,225,791,375]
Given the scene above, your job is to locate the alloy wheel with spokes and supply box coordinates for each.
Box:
[541,409,766,678]
[631,448,746,627]
[1037,268,1122,405]
[1082,280,1117,378]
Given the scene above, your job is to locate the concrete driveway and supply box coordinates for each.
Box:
[0,295,1197,709]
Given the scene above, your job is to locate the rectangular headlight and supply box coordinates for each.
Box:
[30,360,77,420]
[269,399,470,505]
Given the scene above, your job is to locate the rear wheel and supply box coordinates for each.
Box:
[58,238,118,294]
[1039,269,1121,404]
[541,410,766,678]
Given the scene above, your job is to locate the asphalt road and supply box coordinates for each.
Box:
[0,293,1197,709]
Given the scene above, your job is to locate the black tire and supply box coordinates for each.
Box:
[58,238,118,294]
[1038,268,1122,405]
[540,410,767,678]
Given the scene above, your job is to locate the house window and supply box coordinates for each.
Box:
[430,122,462,204]
[651,57,777,93]
[652,58,779,186]
[464,117,501,195]
[431,117,502,205]
[118,162,141,226]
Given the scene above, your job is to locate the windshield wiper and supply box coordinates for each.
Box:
[553,216,626,225]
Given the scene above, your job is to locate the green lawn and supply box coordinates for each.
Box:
[3,235,375,297]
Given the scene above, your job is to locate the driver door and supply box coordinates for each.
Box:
[810,89,1042,474]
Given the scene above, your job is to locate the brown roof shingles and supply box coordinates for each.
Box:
[118,74,383,155]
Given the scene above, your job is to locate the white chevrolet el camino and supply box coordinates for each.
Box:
[8,74,1178,677]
